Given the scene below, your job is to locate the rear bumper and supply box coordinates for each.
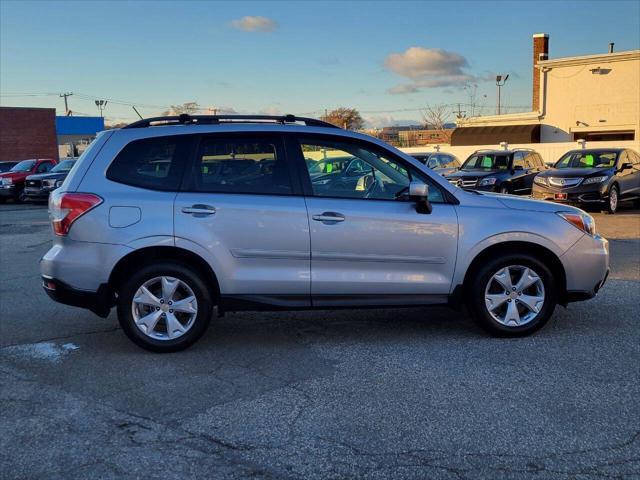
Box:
[42,275,113,317]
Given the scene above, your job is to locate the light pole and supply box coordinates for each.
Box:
[495,74,509,115]
[95,99,108,117]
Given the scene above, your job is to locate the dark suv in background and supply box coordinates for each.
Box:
[25,158,77,201]
[410,152,460,176]
[445,149,546,194]
[532,148,640,213]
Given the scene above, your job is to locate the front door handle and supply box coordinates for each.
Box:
[312,211,345,223]
[181,204,216,217]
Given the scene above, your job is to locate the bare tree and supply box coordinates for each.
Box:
[321,107,364,130]
[162,102,200,116]
[422,104,453,143]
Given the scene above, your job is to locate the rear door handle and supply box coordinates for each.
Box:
[312,211,345,223]
[181,204,216,217]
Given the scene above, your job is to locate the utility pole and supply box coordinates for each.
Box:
[95,99,108,118]
[455,103,466,119]
[495,74,509,115]
[60,92,73,115]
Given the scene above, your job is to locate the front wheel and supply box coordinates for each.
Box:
[499,184,510,194]
[605,185,619,214]
[116,262,214,352]
[16,188,28,203]
[467,254,557,337]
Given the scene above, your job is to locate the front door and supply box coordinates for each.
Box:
[174,134,311,305]
[291,135,458,307]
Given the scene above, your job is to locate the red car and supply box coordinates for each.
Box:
[0,158,58,203]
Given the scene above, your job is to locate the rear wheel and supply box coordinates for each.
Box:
[116,262,214,352]
[467,254,557,337]
[605,185,618,214]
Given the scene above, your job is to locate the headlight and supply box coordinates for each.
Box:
[582,175,609,185]
[43,179,57,187]
[557,212,596,236]
[1,178,12,185]
[533,176,547,186]
[478,177,497,186]
[55,180,64,188]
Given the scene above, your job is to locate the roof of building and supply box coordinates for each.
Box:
[537,49,640,68]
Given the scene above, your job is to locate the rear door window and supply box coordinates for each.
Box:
[189,136,293,195]
[107,135,191,191]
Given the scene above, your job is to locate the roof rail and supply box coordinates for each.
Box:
[122,114,340,129]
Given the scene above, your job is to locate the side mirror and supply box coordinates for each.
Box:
[409,181,432,214]
[620,162,633,171]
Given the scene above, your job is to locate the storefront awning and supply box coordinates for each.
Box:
[451,124,541,146]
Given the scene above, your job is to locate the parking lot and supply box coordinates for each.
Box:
[1,202,638,479]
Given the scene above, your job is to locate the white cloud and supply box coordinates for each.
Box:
[364,115,421,128]
[384,46,481,94]
[259,105,283,115]
[231,16,278,32]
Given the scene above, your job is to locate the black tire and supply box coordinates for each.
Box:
[16,188,28,203]
[116,261,214,352]
[499,184,510,194]
[604,185,619,214]
[466,253,557,337]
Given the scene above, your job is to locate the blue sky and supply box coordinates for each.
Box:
[1,0,639,126]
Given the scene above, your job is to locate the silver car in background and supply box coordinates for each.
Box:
[41,115,609,352]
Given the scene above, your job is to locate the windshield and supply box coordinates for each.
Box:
[51,160,76,172]
[0,162,18,172]
[9,160,37,172]
[461,153,510,171]
[555,151,618,169]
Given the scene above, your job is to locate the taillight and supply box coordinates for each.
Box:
[49,192,102,236]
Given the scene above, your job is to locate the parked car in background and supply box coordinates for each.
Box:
[0,158,58,203]
[445,148,546,194]
[0,161,19,173]
[41,114,609,352]
[532,148,640,213]
[24,159,77,202]
[410,152,461,176]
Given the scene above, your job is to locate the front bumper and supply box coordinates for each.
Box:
[560,233,610,303]
[0,185,17,197]
[532,182,608,205]
[24,186,54,200]
[42,275,113,317]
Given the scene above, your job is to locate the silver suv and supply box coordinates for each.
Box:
[41,115,609,352]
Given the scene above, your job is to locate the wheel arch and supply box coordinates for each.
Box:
[108,246,220,301]
[461,241,568,305]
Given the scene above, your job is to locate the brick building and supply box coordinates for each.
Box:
[398,128,453,147]
[0,107,59,161]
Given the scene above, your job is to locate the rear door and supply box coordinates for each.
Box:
[174,133,311,305]
[291,134,459,306]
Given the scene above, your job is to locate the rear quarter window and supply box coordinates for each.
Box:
[106,135,191,191]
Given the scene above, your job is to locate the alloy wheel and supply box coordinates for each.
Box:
[131,276,198,341]
[484,265,545,327]
[609,187,618,213]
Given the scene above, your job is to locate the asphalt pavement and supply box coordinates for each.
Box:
[1,202,639,479]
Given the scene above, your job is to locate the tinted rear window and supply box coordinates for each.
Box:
[107,136,191,191]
